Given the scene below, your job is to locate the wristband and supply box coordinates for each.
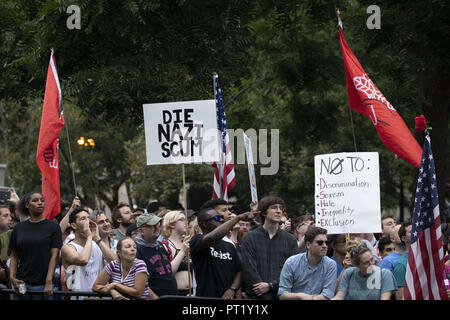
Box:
[230,286,238,291]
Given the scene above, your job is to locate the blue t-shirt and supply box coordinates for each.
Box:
[278,253,337,299]
[338,266,397,300]
[378,252,402,272]
[331,256,343,278]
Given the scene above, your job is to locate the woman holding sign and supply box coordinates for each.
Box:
[332,239,397,300]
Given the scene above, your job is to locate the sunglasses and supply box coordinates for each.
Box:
[206,215,224,222]
[315,240,328,246]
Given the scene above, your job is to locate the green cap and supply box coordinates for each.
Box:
[136,213,162,228]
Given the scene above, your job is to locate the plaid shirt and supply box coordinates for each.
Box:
[240,225,299,299]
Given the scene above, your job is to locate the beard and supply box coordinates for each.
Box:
[121,219,134,228]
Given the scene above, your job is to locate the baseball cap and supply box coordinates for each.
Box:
[136,213,162,228]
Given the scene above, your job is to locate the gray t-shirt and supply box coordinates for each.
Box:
[338,266,397,300]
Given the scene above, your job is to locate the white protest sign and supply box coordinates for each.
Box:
[243,132,258,202]
[314,152,381,234]
[143,100,221,165]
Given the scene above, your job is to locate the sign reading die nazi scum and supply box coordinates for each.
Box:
[143,100,221,165]
[314,152,381,234]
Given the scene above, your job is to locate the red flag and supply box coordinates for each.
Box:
[338,13,422,168]
[36,50,65,220]
[212,74,236,200]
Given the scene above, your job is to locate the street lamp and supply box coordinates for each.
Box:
[77,137,95,148]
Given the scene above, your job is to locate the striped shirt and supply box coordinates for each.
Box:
[104,258,150,300]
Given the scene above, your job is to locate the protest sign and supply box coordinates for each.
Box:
[143,100,221,165]
[314,152,381,234]
[243,132,258,202]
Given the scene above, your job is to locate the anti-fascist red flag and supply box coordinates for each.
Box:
[36,50,65,220]
[338,13,422,168]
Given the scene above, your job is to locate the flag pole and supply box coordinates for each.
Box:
[337,10,355,244]
[182,163,192,295]
[53,49,77,197]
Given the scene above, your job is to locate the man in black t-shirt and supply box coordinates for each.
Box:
[135,213,177,298]
[190,206,255,299]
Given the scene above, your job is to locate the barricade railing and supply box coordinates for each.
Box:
[0,288,133,300]
[0,289,251,301]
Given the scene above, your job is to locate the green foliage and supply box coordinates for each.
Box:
[1,0,448,221]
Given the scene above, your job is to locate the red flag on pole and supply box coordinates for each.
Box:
[36,50,65,220]
[338,12,422,168]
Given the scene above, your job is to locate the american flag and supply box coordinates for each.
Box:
[212,74,236,200]
[404,136,447,300]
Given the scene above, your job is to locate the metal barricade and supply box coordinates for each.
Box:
[0,288,133,300]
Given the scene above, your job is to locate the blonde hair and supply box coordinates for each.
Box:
[162,210,185,238]
[346,238,371,266]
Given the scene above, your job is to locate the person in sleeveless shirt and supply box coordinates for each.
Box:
[61,207,117,297]
[162,210,192,295]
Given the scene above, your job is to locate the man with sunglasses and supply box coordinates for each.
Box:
[189,205,255,299]
[278,226,337,300]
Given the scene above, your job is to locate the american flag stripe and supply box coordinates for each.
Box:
[404,135,447,300]
[212,74,236,201]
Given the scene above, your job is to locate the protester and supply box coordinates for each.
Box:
[199,199,232,222]
[292,215,314,252]
[161,210,192,296]
[378,224,404,272]
[392,222,412,300]
[135,213,177,298]
[126,223,138,240]
[278,226,336,300]
[92,237,150,300]
[190,205,254,299]
[328,233,347,279]
[0,204,12,263]
[279,211,291,233]
[9,192,62,300]
[112,203,135,241]
[132,208,145,219]
[377,236,395,259]
[332,239,397,300]
[147,201,167,217]
[241,196,298,299]
[61,207,117,296]
[94,212,118,254]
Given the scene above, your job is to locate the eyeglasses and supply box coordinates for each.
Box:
[279,221,286,226]
[315,240,328,246]
[383,247,394,252]
[206,215,224,222]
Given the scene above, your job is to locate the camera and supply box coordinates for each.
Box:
[0,187,11,205]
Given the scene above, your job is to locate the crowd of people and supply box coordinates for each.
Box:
[0,189,449,301]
